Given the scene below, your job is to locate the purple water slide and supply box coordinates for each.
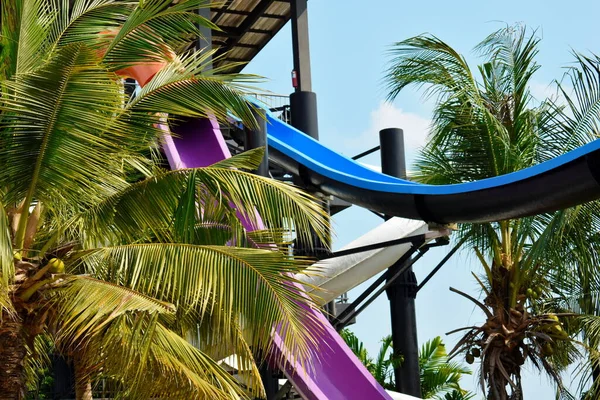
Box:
[164,118,392,400]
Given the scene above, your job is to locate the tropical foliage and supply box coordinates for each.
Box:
[385,24,600,399]
[420,337,473,400]
[0,1,330,398]
[341,331,473,399]
[340,329,401,390]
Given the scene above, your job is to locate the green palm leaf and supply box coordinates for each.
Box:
[0,43,154,247]
[0,200,14,289]
[0,0,55,78]
[127,49,261,127]
[419,337,470,399]
[542,52,600,158]
[73,162,329,248]
[102,0,215,69]
[88,314,254,399]
[74,243,322,363]
[48,275,175,344]
[50,0,136,50]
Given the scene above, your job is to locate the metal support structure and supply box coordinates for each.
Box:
[320,233,428,260]
[330,238,448,331]
[332,244,421,330]
[289,0,319,140]
[416,236,465,293]
[380,128,422,397]
[352,145,381,160]
[245,110,270,177]
[290,0,312,92]
[245,115,278,400]
[380,128,407,180]
[290,91,319,140]
[196,6,212,68]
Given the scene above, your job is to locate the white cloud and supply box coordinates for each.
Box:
[530,81,557,102]
[529,80,574,108]
[346,101,431,161]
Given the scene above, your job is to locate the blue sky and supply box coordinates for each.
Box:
[244,1,600,397]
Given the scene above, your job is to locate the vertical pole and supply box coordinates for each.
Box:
[289,0,334,331]
[290,0,312,92]
[379,128,422,398]
[196,5,212,68]
[289,0,319,140]
[245,111,278,400]
[245,110,269,178]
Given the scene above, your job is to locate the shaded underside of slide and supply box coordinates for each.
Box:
[264,111,600,224]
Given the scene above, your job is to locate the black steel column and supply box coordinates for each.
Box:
[246,111,278,400]
[245,110,269,177]
[290,0,319,140]
[379,128,422,398]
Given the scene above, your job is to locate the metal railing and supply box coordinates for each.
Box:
[250,93,290,124]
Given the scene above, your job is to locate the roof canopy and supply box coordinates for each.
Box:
[210,0,291,72]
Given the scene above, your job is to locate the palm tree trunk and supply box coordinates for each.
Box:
[74,353,92,400]
[0,311,27,400]
[487,372,523,400]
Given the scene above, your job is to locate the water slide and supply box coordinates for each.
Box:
[115,23,600,395]
[124,62,416,398]
[162,108,600,400]
[164,118,428,399]
[264,110,600,224]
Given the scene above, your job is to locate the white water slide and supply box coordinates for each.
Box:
[298,217,449,306]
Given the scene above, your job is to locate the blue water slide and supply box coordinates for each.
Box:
[263,110,600,223]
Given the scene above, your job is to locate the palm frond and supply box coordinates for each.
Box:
[73,164,329,248]
[475,24,540,116]
[75,313,254,399]
[420,337,470,399]
[24,334,53,393]
[542,52,600,159]
[0,199,14,289]
[102,0,214,69]
[75,243,323,365]
[206,146,264,171]
[385,34,476,102]
[372,335,396,387]
[186,313,263,395]
[48,275,175,345]
[50,0,135,50]
[127,49,261,127]
[0,0,55,77]
[0,43,157,248]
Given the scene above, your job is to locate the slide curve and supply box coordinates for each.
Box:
[124,59,397,399]
[164,109,600,400]
[263,109,600,223]
[165,118,394,400]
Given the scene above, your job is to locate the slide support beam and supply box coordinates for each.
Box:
[290,0,319,140]
[246,114,278,400]
[245,109,270,177]
[380,128,423,398]
[196,6,212,68]
[290,0,312,92]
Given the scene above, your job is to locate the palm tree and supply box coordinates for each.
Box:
[539,54,600,399]
[0,1,330,398]
[419,337,472,400]
[385,25,600,399]
[341,331,472,399]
